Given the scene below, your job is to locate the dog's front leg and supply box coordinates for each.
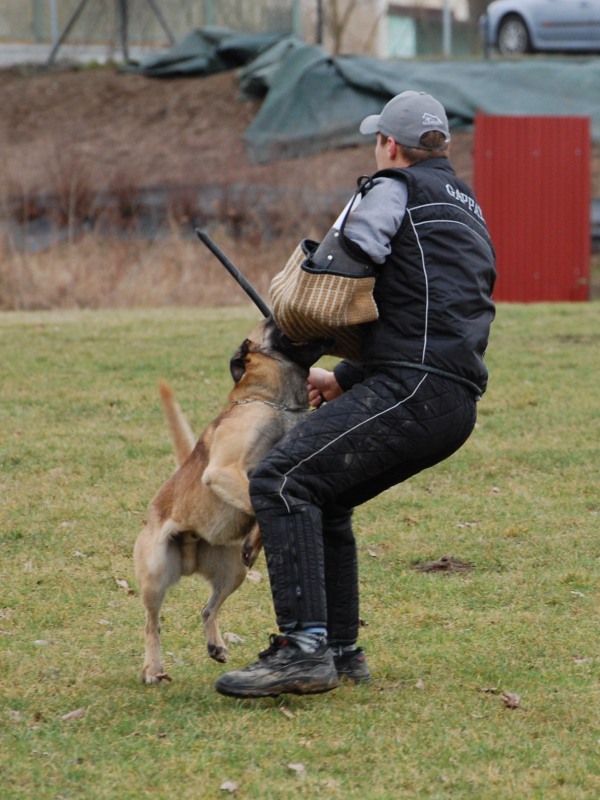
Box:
[202,463,253,515]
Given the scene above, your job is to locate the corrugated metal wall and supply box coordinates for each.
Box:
[474,114,590,302]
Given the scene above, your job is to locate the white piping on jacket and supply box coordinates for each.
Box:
[277,374,429,513]
[406,206,430,365]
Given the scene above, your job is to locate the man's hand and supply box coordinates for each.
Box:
[307,367,343,408]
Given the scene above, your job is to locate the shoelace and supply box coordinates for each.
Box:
[258,634,289,660]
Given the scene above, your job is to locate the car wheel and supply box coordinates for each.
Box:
[497,14,531,56]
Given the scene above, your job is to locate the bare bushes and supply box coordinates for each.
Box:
[0,227,300,311]
[0,149,341,310]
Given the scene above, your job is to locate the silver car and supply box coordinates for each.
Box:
[480,0,600,56]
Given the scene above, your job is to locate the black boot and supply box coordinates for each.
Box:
[332,646,371,684]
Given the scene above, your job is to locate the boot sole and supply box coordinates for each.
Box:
[215,677,340,699]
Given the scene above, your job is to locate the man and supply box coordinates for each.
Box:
[216,90,496,698]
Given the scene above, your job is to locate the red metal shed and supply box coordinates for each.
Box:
[473,114,590,302]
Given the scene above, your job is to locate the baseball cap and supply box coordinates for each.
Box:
[359,90,450,149]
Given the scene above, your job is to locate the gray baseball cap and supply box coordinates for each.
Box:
[360,90,450,149]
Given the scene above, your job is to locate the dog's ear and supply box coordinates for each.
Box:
[230,339,250,383]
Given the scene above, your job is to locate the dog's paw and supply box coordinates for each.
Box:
[142,668,173,685]
[242,529,262,568]
[241,543,256,568]
[207,643,228,663]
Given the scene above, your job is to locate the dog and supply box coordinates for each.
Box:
[133,317,329,684]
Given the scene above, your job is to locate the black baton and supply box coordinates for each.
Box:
[195,228,271,318]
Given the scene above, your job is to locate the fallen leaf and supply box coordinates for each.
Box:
[287,762,306,777]
[279,706,295,719]
[61,707,86,721]
[415,679,425,690]
[220,780,238,793]
[367,548,378,558]
[246,570,262,583]
[115,578,137,596]
[155,672,172,683]
[224,632,245,644]
[501,691,521,709]
[9,710,24,722]
[74,551,88,558]
[33,639,50,646]
[478,686,500,694]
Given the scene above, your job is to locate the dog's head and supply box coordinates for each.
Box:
[229,317,331,383]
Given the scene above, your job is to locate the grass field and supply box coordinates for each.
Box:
[1,303,598,799]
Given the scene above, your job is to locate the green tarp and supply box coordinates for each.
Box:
[124,28,600,162]
[243,43,600,162]
[121,27,285,77]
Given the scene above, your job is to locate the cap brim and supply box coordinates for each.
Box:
[359,114,380,135]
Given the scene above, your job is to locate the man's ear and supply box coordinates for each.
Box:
[387,137,398,160]
[230,339,250,383]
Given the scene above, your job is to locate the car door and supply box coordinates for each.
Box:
[530,0,600,48]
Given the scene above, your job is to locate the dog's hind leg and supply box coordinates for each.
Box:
[197,542,248,663]
[134,520,183,685]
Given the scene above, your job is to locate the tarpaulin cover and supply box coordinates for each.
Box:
[123,28,600,162]
[242,42,600,162]
[121,27,285,77]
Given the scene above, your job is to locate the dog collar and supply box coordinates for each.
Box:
[230,399,306,413]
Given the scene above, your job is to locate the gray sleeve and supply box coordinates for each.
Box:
[341,177,408,265]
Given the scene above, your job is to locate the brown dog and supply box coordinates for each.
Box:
[134,318,328,684]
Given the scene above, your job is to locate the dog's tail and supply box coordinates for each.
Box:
[158,381,196,466]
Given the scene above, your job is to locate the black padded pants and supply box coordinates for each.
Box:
[249,368,477,644]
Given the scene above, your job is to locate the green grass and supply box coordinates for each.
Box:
[1,304,598,799]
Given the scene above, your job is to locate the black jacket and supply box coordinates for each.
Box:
[336,158,496,395]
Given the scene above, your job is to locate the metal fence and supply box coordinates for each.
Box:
[0,0,298,45]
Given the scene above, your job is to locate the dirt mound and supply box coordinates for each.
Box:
[0,64,479,198]
[2,61,599,201]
